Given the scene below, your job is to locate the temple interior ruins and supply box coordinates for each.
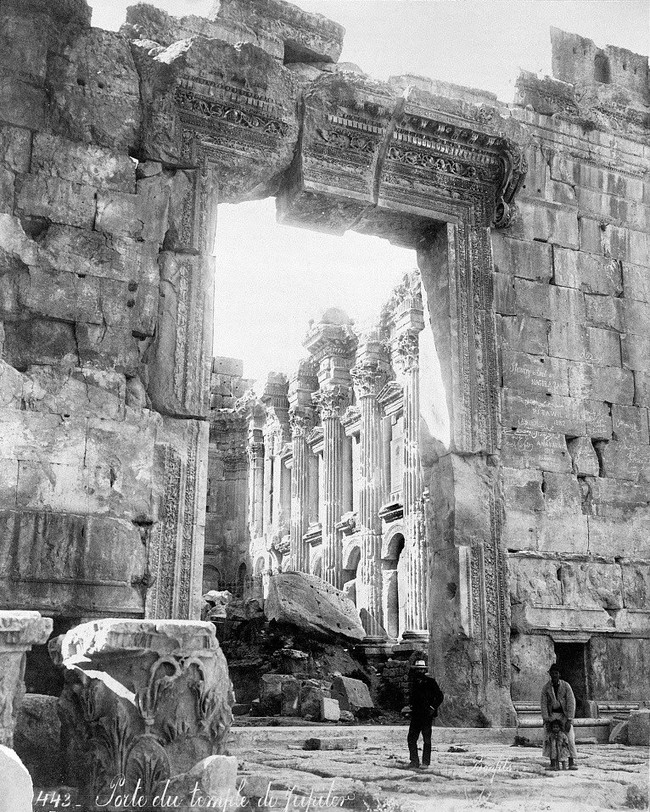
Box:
[0,0,649,806]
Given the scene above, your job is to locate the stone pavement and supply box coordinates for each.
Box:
[229,726,650,811]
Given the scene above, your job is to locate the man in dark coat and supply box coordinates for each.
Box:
[407,659,444,768]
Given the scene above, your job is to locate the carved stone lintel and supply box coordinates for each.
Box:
[52,620,234,809]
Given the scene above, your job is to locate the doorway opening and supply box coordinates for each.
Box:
[554,641,591,716]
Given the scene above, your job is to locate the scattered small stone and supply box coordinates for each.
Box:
[448,745,468,753]
[303,737,358,751]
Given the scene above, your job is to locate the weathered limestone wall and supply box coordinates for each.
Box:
[493,31,650,704]
[0,0,213,620]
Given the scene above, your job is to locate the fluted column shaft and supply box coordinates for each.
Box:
[289,413,311,572]
[352,359,387,640]
[322,412,344,589]
[314,387,348,590]
[358,391,385,637]
[248,442,264,538]
[398,333,428,637]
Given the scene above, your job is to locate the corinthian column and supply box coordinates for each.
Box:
[395,327,428,639]
[248,440,265,538]
[289,408,312,571]
[313,386,349,589]
[351,339,389,640]
[303,308,357,589]
[287,359,318,572]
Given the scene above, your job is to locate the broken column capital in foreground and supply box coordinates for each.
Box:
[0,611,53,748]
[51,619,235,809]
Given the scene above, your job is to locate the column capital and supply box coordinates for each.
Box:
[289,405,315,437]
[351,360,388,398]
[393,330,420,375]
[313,385,349,420]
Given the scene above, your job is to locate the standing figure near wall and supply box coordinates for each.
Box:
[541,664,578,771]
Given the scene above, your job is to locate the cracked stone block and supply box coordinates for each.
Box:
[30,133,136,193]
[566,436,599,476]
[213,0,344,63]
[48,28,141,152]
[15,174,97,230]
[122,4,284,61]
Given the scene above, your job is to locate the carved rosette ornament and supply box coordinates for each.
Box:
[52,620,234,810]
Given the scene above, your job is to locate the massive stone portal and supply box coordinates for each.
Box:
[0,0,648,725]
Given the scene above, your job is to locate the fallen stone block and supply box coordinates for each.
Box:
[628,709,650,746]
[303,737,358,751]
[608,720,628,744]
[259,673,298,716]
[265,572,365,641]
[331,675,374,716]
[281,675,301,717]
[299,679,330,719]
[320,697,340,722]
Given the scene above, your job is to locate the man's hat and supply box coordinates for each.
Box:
[548,663,560,674]
[411,659,427,670]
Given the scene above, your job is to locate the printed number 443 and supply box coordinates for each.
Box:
[35,791,72,808]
